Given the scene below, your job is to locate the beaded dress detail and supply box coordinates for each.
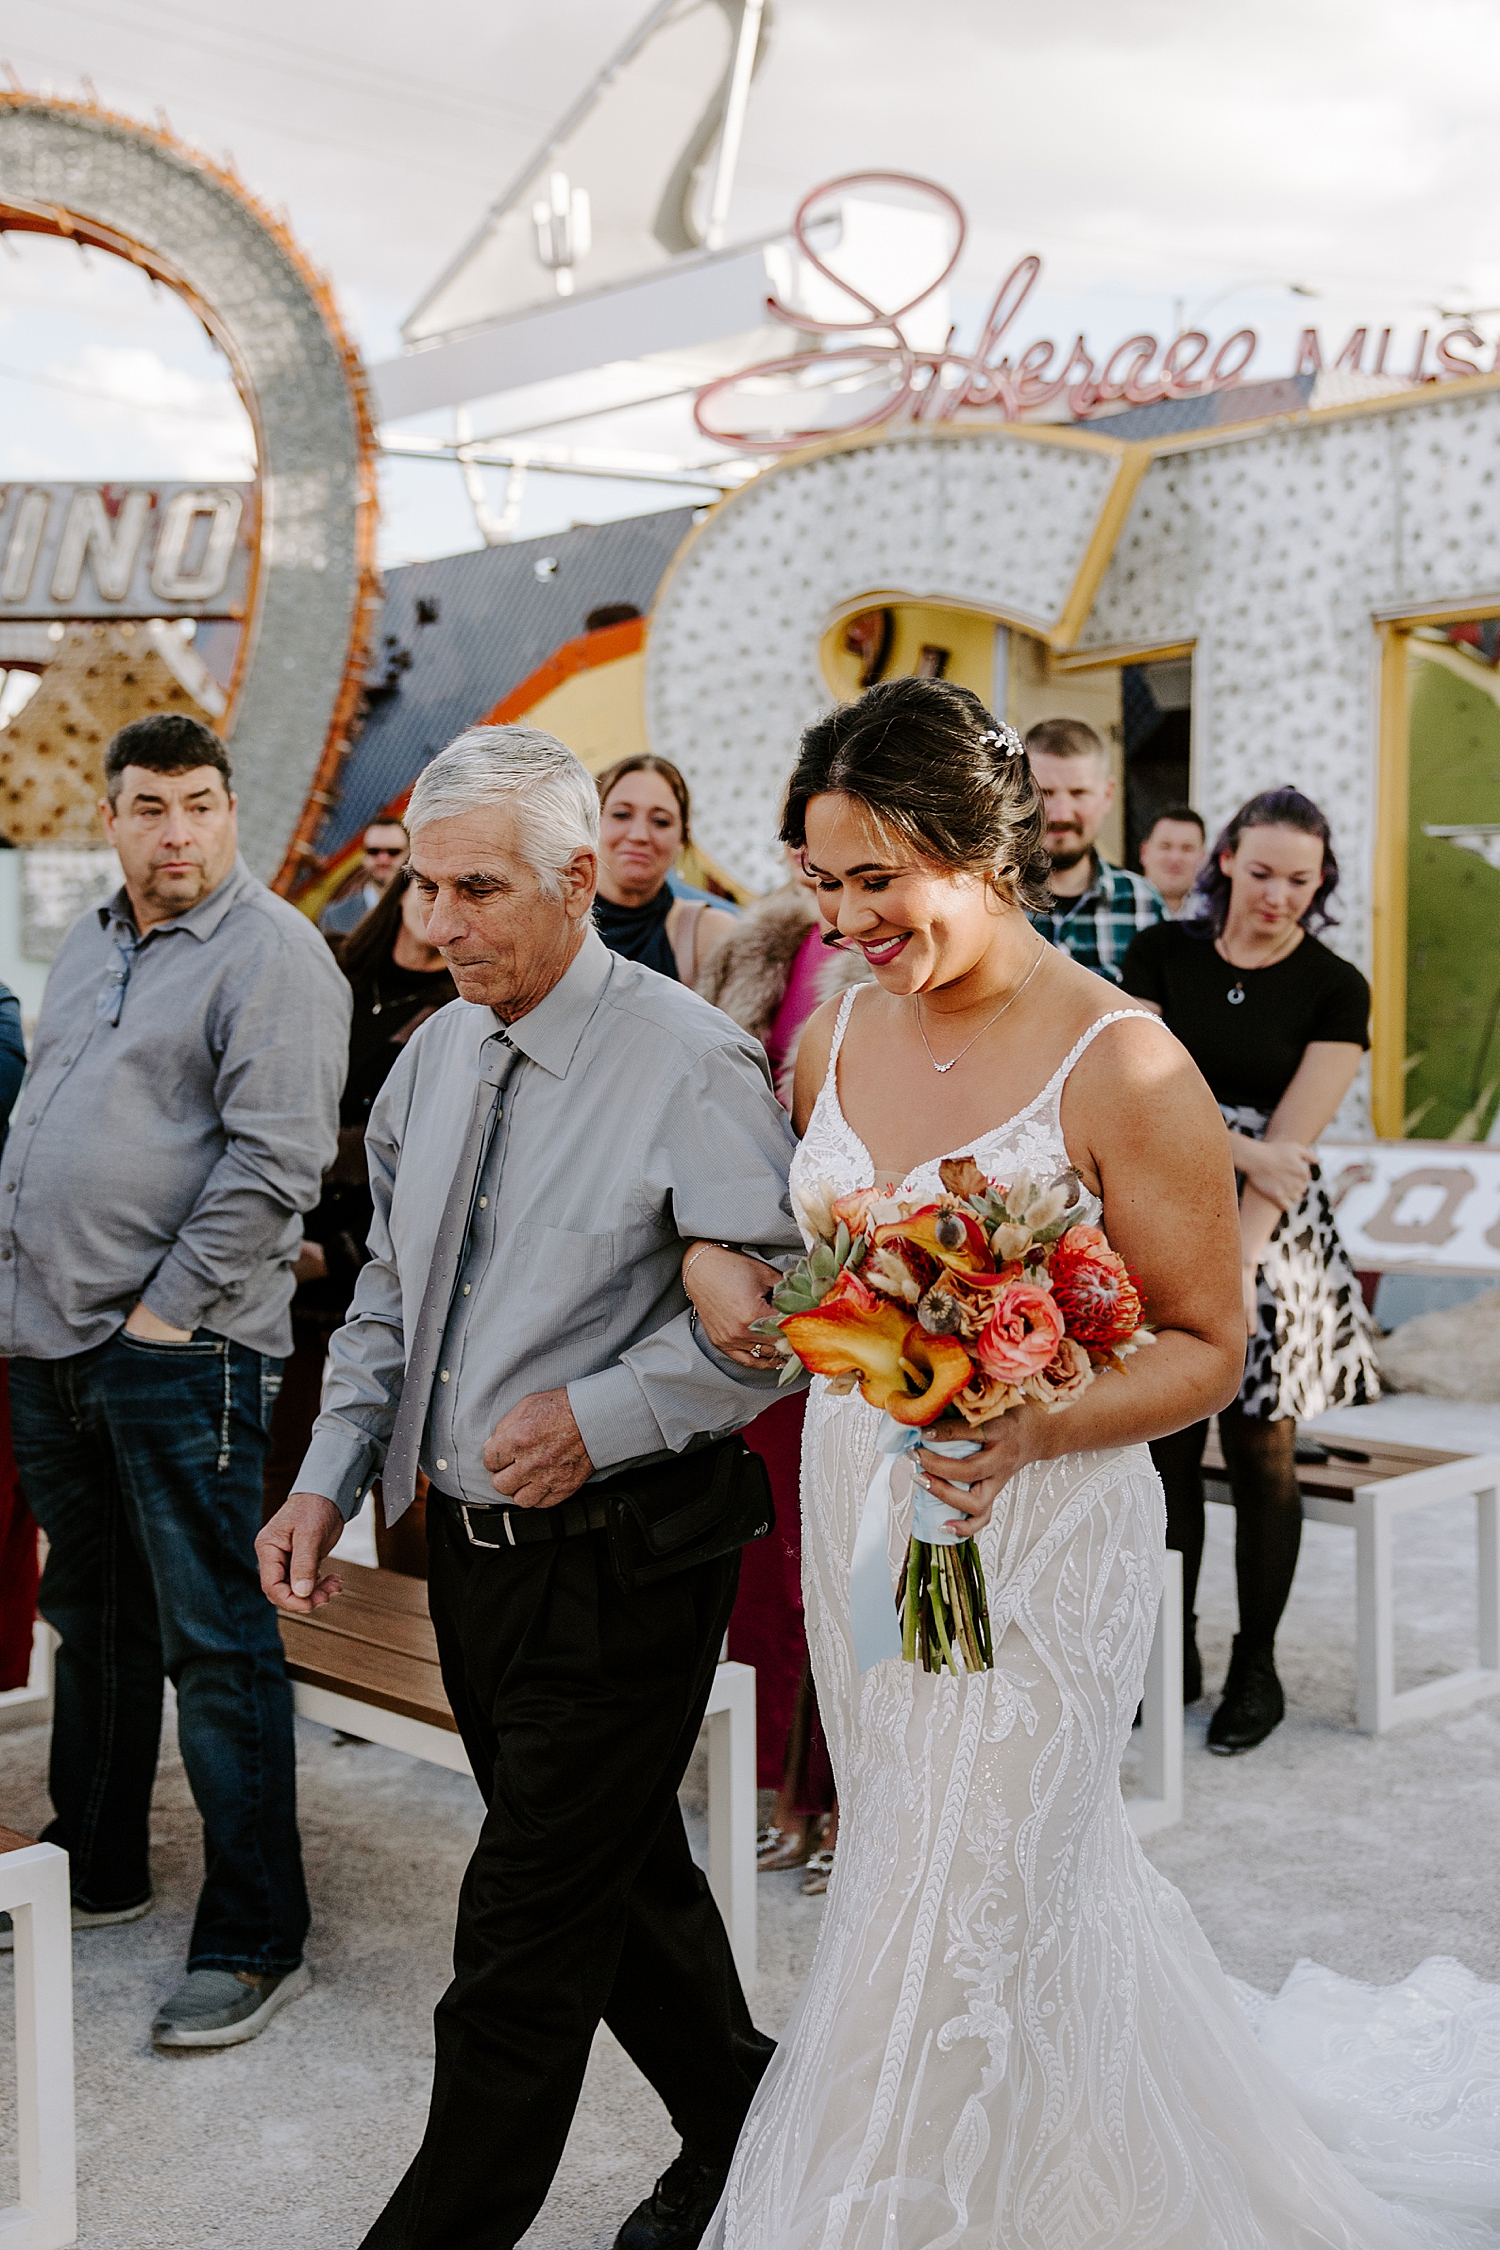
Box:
[705,989,1500,2250]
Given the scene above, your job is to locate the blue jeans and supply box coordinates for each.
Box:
[10,1330,309,1973]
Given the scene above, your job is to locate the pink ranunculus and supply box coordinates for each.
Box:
[975,1281,1066,1383]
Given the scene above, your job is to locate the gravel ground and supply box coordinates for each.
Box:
[1,1479,1496,2248]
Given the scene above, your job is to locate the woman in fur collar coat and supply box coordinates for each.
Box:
[697,874,869,1107]
[696,868,869,1890]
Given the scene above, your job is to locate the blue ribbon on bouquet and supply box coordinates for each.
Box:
[849,1415,982,1673]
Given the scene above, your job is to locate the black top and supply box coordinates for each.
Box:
[593,886,678,981]
[1119,921,1370,1112]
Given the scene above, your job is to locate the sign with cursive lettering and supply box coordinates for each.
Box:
[696,173,1498,455]
[1319,1143,1500,1275]
[0,482,255,620]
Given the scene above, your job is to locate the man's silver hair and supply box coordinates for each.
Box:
[405,724,599,898]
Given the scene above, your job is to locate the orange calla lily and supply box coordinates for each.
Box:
[884,1326,974,1426]
[780,1299,973,1425]
[872,1204,994,1275]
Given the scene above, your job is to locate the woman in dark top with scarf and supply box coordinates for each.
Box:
[1121,787,1379,1753]
[593,755,736,983]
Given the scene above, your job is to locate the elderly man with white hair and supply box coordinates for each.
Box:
[257,726,801,2250]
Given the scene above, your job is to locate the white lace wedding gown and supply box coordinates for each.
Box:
[706,996,1500,2250]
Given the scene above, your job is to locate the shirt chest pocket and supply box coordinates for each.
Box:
[513,1221,659,1336]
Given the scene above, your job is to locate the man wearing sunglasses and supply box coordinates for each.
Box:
[319,820,410,936]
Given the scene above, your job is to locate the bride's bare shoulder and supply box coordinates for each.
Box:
[1063,997,1219,1139]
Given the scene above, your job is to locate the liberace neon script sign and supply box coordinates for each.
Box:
[693,172,1476,455]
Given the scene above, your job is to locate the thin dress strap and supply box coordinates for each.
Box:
[823,984,861,1093]
[1058,1006,1165,1073]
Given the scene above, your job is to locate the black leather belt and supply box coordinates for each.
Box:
[443,1492,611,1550]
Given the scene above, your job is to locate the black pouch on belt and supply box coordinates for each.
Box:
[601,1434,775,1593]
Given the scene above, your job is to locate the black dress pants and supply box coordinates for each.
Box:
[360,1503,772,2250]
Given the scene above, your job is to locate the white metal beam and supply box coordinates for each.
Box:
[372,241,775,422]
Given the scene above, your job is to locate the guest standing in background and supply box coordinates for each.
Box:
[593,755,736,984]
[1138,804,1207,917]
[1121,785,1379,1753]
[697,853,869,1891]
[0,712,348,2046]
[263,868,456,1573]
[1024,716,1164,980]
[0,979,32,1695]
[319,818,410,937]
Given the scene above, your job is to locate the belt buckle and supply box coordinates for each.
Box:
[459,1503,515,1550]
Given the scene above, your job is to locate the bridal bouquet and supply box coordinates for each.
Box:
[755,1157,1152,1675]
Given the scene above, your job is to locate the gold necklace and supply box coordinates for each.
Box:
[913,943,1048,1073]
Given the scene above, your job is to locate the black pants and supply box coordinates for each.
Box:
[361,1504,772,2250]
[1151,1403,1303,1659]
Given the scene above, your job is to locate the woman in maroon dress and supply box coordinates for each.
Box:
[697,855,868,1890]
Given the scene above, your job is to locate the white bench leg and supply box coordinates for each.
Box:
[1340,1460,1500,1735]
[0,1624,57,1737]
[1127,1550,1183,1839]
[0,1841,76,2249]
[704,1661,757,1988]
[1355,1489,1395,1736]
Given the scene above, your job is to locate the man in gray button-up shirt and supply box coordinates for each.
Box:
[1,712,349,2054]
[259,726,799,2250]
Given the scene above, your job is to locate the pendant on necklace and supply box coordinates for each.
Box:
[1226,981,1245,1006]
[932,1055,957,1074]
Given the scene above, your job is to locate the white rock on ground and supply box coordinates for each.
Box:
[1377,1287,1500,1401]
[2,1491,1498,2249]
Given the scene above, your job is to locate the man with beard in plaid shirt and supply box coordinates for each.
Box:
[1024,717,1164,981]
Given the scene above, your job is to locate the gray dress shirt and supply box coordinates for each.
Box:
[0,856,351,1361]
[296,928,802,1520]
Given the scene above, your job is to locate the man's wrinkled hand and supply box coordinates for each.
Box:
[482,1388,594,1509]
[256,1491,346,1614]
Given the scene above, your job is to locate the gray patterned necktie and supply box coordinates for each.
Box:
[380,1035,518,1523]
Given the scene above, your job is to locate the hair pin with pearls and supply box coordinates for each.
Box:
[979,726,1023,757]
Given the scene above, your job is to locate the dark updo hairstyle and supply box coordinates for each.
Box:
[1184,784,1341,938]
[595,753,693,845]
[780,676,1051,911]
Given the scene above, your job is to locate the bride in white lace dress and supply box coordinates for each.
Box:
[685,679,1500,2250]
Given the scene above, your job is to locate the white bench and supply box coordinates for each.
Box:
[1204,1425,1500,1736]
[279,1562,760,1983]
[0,1827,76,2250]
[1125,1551,1184,1838]
[1304,1454,1500,1735]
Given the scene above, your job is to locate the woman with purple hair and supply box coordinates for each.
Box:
[1121,785,1379,1752]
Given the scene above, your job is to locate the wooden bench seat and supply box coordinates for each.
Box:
[279,1562,454,1736]
[1201,1428,1461,1500]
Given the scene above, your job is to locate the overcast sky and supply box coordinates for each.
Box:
[6,0,1500,560]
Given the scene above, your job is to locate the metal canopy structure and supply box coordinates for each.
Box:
[0,92,379,887]
[403,0,772,348]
